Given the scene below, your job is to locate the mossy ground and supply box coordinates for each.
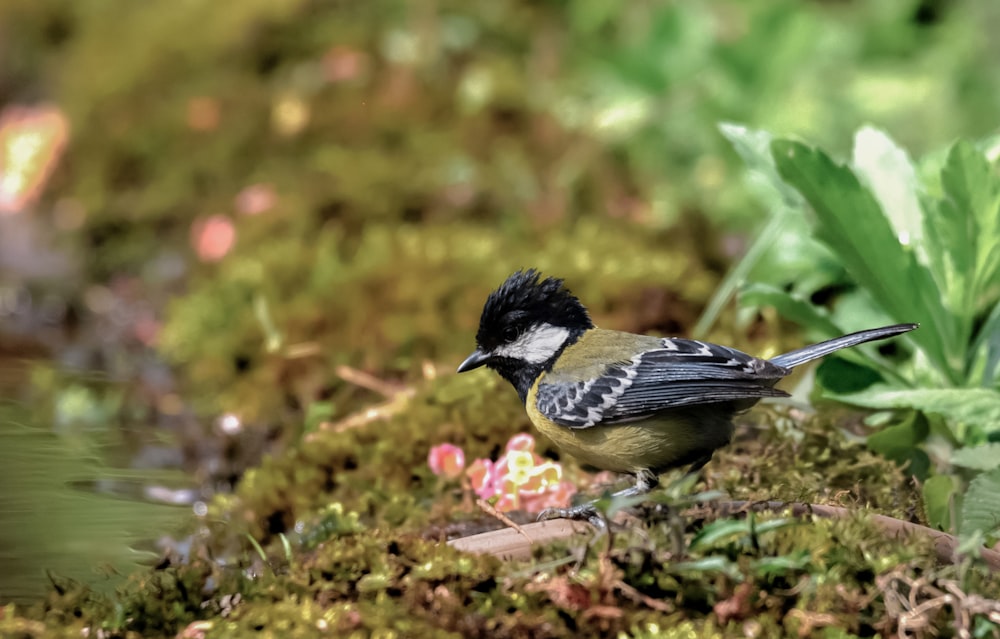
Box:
[4,372,997,638]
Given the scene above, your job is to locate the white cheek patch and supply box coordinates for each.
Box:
[494,323,571,364]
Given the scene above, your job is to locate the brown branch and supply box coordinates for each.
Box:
[476,499,533,543]
[447,519,591,561]
[334,364,405,398]
[447,500,1000,573]
[316,387,415,434]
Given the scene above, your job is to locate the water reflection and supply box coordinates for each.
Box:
[0,399,193,603]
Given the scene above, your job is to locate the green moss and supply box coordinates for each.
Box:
[158,218,715,421]
[7,394,1000,637]
[712,406,921,520]
[209,370,528,542]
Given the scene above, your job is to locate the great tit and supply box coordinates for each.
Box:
[457,269,917,523]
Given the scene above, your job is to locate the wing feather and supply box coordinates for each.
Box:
[536,337,790,429]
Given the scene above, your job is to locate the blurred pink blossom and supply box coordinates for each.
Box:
[466,457,495,499]
[235,183,277,216]
[428,443,466,479]
[429,433,576,513]
[322,46,369,83]
[506,432,536,452]
[191,215,236,262]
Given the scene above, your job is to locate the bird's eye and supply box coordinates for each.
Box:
[502,326,520,343]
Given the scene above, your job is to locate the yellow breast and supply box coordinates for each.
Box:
[526,373,714,475]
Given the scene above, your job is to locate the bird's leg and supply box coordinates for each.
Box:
[686,455,712,475]
[537,469,660,528]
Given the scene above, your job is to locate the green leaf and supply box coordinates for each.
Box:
[750,551,811,578]
[815,357,886,395]
[866,411,930,478]
[667,556,742,581]
[923,195,976,323]
[960,468,1000,536]
[951,443,1000,472]
[772,139,960,383]
[740,283,843,335]
[971,297,1000,387]
[688,516,798,552]
[852,127,924,257]
[939,140,1000,303]
[831,386,1000,434]
[689,519,749,551]
[922,474,959,531]
[720,123,803,208]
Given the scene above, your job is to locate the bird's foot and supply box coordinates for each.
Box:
[536,470,663,529]
[537,503,606,529]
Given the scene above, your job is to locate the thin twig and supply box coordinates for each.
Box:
[335,364,405,398]
[476,499,533,543]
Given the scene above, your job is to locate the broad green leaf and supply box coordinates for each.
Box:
[939,140,1000,306]
[772,139,960,383]
[960,468,1000,536]
[970,297,1000,386]
[922,197,975,329]
[866,411,930,479]
[922,474,959,531]
[719,123,803,208]
[830,386,1000,433]
[815,357,886,395]
[852,127,924,258]
[951,444,1000,472]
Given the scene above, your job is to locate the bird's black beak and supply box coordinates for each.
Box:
[457,349,491,373]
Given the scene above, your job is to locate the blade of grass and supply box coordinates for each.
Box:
[693,209,787,338]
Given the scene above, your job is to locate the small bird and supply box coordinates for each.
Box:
[457,269,917,524]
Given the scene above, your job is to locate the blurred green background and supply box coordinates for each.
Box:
[4,0,998,415]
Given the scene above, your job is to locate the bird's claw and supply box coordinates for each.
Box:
[537,504,607,529]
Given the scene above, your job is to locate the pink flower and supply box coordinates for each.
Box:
[234,183,276,216]
[427,443,466,479]
[505,433,536,453]
[522,480,576,513]
[430,434,576,514]
[322,46,369,83]
[191,215,236,262]
[466,458,495,498]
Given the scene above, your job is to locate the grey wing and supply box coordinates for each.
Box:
[536,337,791,429]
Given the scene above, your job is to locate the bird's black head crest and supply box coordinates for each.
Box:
[475,269,593,352]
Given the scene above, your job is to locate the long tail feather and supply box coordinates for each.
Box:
[770,323,918,368]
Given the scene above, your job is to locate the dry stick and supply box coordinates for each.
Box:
[316,388,415,434]
[334,364,405,398]
[448,500,1000,572]
[476,498,534,543]
[448,519,591,561]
